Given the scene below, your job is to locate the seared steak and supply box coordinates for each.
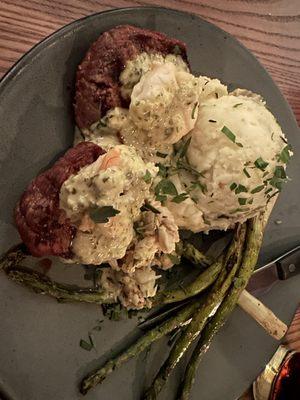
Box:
[74,25,188,129]
[15,142,105,258]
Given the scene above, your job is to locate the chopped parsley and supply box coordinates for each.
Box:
[143,170,152,183]
[254,157,269,171]
[177,137,191,159]
[221,126,243,147]
[251,185,265,194]
[155,179,178,197]
[156,151,168,158]
[172,192,189,203]
[265,188,273,195]
[157,163,168,178]
[89,206,120,223]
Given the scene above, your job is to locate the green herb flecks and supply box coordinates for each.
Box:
[251,185,265,194]
[191,102,198,119]
[235,184,248,194]
[254,157,269,171]
[143,170,152,184]
[89,206,120,224]
[155,179,178,196]
[156,152,168,159]
[230,183,237,191]
[278,145,292,164]
[243,168,251,178]
[209,119,217,123]
[221,126,243,147]
[80,334,94,352]
[172,193,189,203]
[157,163,168,178]
[177,137,191,159]
[274,166,287,179]
[233,103,243,108]
[141,202,161,214]
[238,198,247,206]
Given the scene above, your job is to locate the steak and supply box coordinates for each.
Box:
[74,25,188,129]
[15,142,105,258]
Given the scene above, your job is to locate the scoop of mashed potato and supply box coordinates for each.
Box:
[168,93,291,231]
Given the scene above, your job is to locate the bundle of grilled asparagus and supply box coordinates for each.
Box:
[0,214,286,399]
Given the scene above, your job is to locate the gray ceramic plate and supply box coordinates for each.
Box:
[0,7,299,400]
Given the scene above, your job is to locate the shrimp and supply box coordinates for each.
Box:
[99,148,121,170]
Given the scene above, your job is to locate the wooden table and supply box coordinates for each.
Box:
[0,0,299,124]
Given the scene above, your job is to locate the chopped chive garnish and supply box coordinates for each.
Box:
[177,137,192,159]
[156,194,167,203]
[141,202,161,214]
[233,103,243,108]
[254,157,269,170]
[265,188,273,195]
[251,185,265,194]
[230,182,237,191]
[209,119,217,123]
[143,170,152,183]
[235,184,248,194]
[278,145,292,163]
[238,197,247,205]
[191,102,198,119]
[243,168,251,178]
[221,126,236,143]
[221,126,243,147]
[156,151,168,158]
[274,165,287,179]
[172,193,189,203]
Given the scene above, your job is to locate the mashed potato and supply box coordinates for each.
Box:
[168,93,291,231]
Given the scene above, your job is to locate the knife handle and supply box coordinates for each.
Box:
[277,247,300,280]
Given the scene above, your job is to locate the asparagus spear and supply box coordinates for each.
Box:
[80,299,202,395]
[177,215,264,400]
[143,223,247,400]
[0,243,28,271]
[181,243,211,265]
[5,264,114,303]
[153,256,223,306]
[1,244,113,304]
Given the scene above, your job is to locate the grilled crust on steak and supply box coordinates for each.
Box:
[15,142,106,258]
[74,25,188,129]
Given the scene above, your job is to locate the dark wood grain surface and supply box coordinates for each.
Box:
[0,0,299,123]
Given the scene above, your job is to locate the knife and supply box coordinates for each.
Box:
[139,245,300,332]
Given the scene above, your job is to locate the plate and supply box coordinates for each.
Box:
[0,7,299,400]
